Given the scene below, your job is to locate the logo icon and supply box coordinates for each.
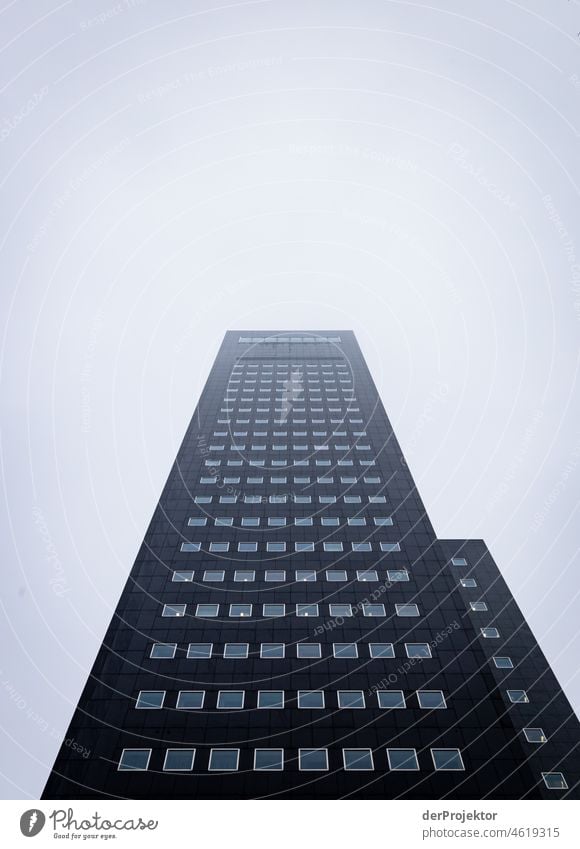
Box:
[19,810,45,837]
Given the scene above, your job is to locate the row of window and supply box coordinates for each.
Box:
[238,336,343,343]
[216,418,365,425]
[191,494,389,503]
[188,516,393,526]
[213,431,365,437]
[199,476,382,484]
[172,567,408,582]
[180,541,401,552]
[205,458,376,467]
[161,602,420,617]
[150,641,433,659]
[134,688,448,710]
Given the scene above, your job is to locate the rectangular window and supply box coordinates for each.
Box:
[297,643,321,658]
[241,517,260,527]
[329,603,352,617]
[406,643,432,659]
[481,627,499,638]
[296,603,319,617]
[507,689,529,703]
[263,603,285,617]
[135,690,165,709]
[209,542,229,552]
[363,603,385,617]
[295,542,315,551]
[257,691,284,709]
[217,691,244,709]
[337,690,365,708]
[395,603,419,617]
[333,643,358,658]
[387,570,409,582]
[176,691,204,710]
[187,643,212,659]
[208,749,240,771]
[267,542,287,552]
[223,643,249,659]
[188,518,207,526]
[260,643,285,658]
[493,656,513,668]
[118,749,151,771]
[377,691,406,709]
[180,542,201,552]
[203,570,224,582]
[380,542,401,552]
[172,570,194,582]
[431,748,465,771]
[369,643,395,658]
[326,569,347,581]
[195,603,219,617]
[343,749,374,771]
[162,604,186,617]
[295,569,317,581]
[469,601,488,611]
[357,570,378,582]
[523,728,547,743]
[417,690,447,709]
[238,542,258,552]
[265,570,286,581]
[234,570,255,582]
[298,691,325,709]
[254,749,284,771]
[451,557,467,566]
[387,749,419,771]
[230,604,252,617]
[460,577,477,587]
[352,542,371,551]
[298,749,329,771]
[163,749,196,771]
[150,643,176,659]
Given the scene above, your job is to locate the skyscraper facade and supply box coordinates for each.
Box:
[43,331,580,799]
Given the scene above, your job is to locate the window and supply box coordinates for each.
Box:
[150,643,176,659]
[295,542,315,551]
[297,643,322,658]
[180,542,201,553]
[481,627,499,638]
[118,749,151,771]
[230,604,252,617]
[363,603,385,617]
[241,517,260,526]
[254,749,284,771]
[171,570,194,583]
[196,603,219,618]
[298,691,325,709]
[323,542,343,552]
[343,749,374,771]
[326,570,347,581]
[135,690,165,709]
[257,691,284,709]
[265,570,285,581]
[296,603,319,617]
[209,542,229,552]
[542,772,568,790]
[299,749,328,771]
[194,496,212,504]
[460,578,477,587]
[238,542,258,552]
[387,570,409,582]
[234,570,255,583]
[330,603,352,617]
[352,542,371,551]
[380,542,401,552]
[377,691,406,709]
[368,496,386,503]
[333,643,358,658]
[176,691,204,709]
[267,542,287,552]
[369,643,395,658]
[261,643,285,658]
[223,643,249,659]
[406,643,432,659]
[203,569,224,582]
[523,728,547,743]
[344,496,361,504]
[263,603,285,617]
[431,748,465,771]
[295,517,313,525]
[348,517,366,526]
[188,517,207,526]
[208,749,239,771]
[187,643,212,659]
[357,570,378,582]
[321,517,339,526]
[268,517,287,526]
[507,689,529,703]
[338,690,365,708]
[163,749,196,771]
[217,691,244,709]
[451,557,467,566]
[493,656,513,668]
[387,749,419,771]
[417,690,447,709]
[294,569,316,581]
[374,517,393,526]
[162,604,186,617]
[395,603,419,617]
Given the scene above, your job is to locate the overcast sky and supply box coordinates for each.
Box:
[1,0,580,798]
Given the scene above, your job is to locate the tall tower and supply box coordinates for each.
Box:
[43,331,580,799]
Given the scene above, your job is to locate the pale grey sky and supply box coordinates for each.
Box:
[1,0,580,798]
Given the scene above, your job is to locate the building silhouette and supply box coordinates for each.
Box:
[43,331,580,799]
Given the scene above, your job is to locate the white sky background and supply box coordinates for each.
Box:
[1,0,580,798]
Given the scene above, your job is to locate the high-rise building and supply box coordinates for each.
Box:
[43,331,580,799]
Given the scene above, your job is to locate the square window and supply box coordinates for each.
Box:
[265,570,286,581]
[298,691,325,709]
[377,691,406,709]
[234,570,255,582]
[297,643,322,658]
[363,603,385,617]
[203,570,224,582]
[263,603,285,617]
[176,691,204,709]
[523,728,547,743]
[162,604,186,617]
[406,643,432,659]
[260,643,285,658]
[187,643,212,659]
[267,542,287,552]
[507,689,529,703]
[333,643,358,658]
[493,656,513,668]
[460,578,477,587]
[296,570,317,582]
[417,690,447,709]
[163,749,196,771]
[338,690,365,708]
[254,749,284,771]
[150,643,176,659]
[118,749,151,771]
[542,772,568,790]
[217,691,244,709]
[357,570,378,582]
[223,643,249,659]
[343,749,374,771]
[172,570,194,582]
[208,749,239,771]
[257,691,284,708]
[395,603,419,617]
[329,603,352,617]
[431,748,465,771]
[369,643,395,658]
[196,603,219,618]
[238,542,258,552]
[299,749,328,771]
[326,570,347,581]
[469,601,488,611]
[387,748,419,771]
[230,604,252,617]
[296,603,319,617]
[135,690,165,709]
[481,627,499,638]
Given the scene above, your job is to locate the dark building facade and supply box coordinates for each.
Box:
[43,331,580,799]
